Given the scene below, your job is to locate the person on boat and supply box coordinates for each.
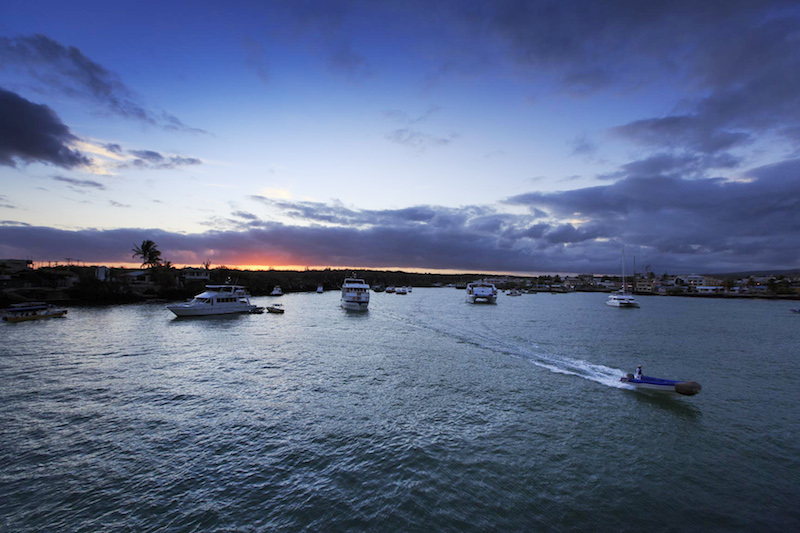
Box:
[634,366,643,380]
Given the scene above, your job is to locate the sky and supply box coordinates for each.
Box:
[1,0,799,275]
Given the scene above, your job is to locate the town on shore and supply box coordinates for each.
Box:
[2,258,799,306]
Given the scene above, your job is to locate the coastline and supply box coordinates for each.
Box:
[2,266,799,307]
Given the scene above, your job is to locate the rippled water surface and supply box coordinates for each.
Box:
[2,290,798,531]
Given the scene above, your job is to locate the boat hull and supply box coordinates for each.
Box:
[620,374,702,396]
[167,304,259,317]
[341,300,369,311]
[606,292,639,307]
[606,300,639,308]
[466,295,497,304]
[2,309,68,322]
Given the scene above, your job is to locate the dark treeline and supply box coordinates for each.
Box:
[50,267,510,305]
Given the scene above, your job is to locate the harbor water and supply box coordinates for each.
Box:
[1,289,798,531]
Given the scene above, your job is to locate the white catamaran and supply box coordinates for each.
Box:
[465,282,498,304]
[607,250,640,308]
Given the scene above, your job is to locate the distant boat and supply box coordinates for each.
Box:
[507,289,522,296]
[791,308,800,314]
[395,286,408,295]
[465,282,498,304]
[1,302,68,322]
[341,277,370,311]
[316,284,324,293]
[167,284,262,317]
[607,249,639,308]
[266,303,284,314]
[270,285,283,296]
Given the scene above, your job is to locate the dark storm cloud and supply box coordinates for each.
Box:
[597,152,743,181]
[465,0,800,160]
[127,150,202,170]
[0,34,203,133]
[3,159,798,272]
[0,87,91,169]
[611,117,751,155]
[251,196,494,231]
[282,1,799,161]
[505,158,800,271]
[485,0,800,156]
[103,143,123,154]
[9,152,791,273]
[52,176,105,190]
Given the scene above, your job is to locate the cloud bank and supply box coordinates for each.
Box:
[0,87,90,169]
[0,34,202,132]
[2,156,798,273]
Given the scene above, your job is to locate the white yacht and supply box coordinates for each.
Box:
[465,282,498,304]
[167,284,263,317]
[270,285,283,296]
[340,277,370,311]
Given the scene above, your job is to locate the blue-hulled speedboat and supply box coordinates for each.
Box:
[620,373,702,396]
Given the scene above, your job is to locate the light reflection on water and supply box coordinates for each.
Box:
[1,290,798,531]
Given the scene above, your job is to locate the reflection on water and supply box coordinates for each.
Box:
[1,290,797,531]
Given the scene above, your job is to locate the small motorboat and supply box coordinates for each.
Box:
[620,373,702,396]
[791,308,800,314]
[266,304,284,314]
[2,303,68,322]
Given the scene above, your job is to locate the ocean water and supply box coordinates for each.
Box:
[1,289,798,532]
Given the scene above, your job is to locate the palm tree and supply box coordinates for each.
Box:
[132,240,162,268]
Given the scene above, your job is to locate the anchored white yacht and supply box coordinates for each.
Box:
[167,284,262,317]
[606,291,640,308]
[340,277,370,311]
[465,282,498,304]
[606,249,640,308]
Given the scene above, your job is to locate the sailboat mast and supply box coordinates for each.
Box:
[622,248,627,294]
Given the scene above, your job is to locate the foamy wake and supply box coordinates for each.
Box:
[395,310,631,390]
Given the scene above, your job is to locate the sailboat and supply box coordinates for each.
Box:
[607,249,640,308]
